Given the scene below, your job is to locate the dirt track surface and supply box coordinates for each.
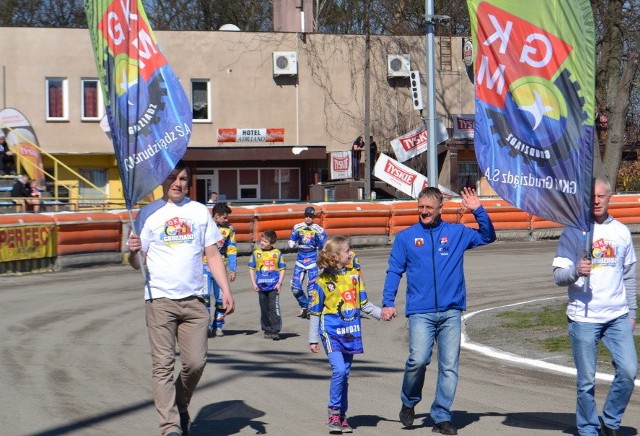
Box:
[1,239,639,435]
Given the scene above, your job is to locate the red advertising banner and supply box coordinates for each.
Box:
[217,128,285,143]
[329,151,351,180]
[452,114,475,139]
[373,154,457,198]
[389,119,449,162]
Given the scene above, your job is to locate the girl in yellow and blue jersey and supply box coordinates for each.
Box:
[308,236,382,433]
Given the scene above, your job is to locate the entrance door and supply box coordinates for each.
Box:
[195,172,216,204]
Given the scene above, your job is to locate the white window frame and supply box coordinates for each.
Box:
[191,79,211,123]
[80,79,104,121]
[45,77,69,121]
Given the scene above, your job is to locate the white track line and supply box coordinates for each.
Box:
[462,296,640,387]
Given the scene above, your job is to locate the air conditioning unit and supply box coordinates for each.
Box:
[387,54,411,78]
[273,51,298,76]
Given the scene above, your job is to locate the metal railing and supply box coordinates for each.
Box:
[0,122,109,206]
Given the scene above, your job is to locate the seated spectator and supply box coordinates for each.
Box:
[11,175,40,213]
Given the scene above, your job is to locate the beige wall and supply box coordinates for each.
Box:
[0,27,475,158]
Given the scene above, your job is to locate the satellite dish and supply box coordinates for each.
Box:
[219,24,240,31]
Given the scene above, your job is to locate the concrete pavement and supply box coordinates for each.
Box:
[0,239,638,435]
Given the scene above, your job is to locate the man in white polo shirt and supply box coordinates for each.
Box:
[128,160,234,436]
[553,178,637,436]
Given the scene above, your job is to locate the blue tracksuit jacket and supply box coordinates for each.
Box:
[382,206,496,315]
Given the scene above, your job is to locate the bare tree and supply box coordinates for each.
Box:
[592,0,640,187]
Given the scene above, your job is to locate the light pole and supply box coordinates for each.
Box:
[363,0,372,199]
[425,0,438,188]
[424,2,450,188]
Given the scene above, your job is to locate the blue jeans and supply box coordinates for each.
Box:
[327,352,354,414]
[568,315,637,436]
[401,309,461,424]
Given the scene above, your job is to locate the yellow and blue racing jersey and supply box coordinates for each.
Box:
[249,247,286,291]
[308,267,369,354]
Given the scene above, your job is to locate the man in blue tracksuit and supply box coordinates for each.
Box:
[381,187,496,435]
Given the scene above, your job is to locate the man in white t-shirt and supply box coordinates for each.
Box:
[128,161,234,436]
[553,178,637,436]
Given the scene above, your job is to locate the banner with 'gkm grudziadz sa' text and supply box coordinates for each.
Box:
[467,0,594,231]
[85,0,192,208]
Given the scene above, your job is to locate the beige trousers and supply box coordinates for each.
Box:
[145,296,209,435]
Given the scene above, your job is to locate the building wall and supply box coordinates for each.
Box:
[0,27,476,203]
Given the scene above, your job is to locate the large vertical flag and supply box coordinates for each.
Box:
[467,0,594,231]
[85,0,192,209]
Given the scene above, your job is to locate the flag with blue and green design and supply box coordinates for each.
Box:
[85,0,191,209]
[467,0,594,231]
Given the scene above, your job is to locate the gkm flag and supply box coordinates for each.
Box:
[85,0,191,209]
[467,0,594,231]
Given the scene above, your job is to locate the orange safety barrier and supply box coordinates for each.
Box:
[388,201,419,235]
[530,214,563,230]
[320,203,390,236]
[53,213,122,255]
[226,205,255,243]
[609,202,640,225]
[477,207,530,230]
[112,210,138,223]
[0,213,56,227]
[610,195,640,204]
[389,200,461,235]
[254,204,321,242]
[4,192,640,274]
[460,199,529,230]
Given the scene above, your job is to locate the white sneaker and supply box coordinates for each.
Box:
[216,328,224,337]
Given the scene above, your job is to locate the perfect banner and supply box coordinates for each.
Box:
[390,120,449,163]
[0,225,55,262]
[467,0,594,231]
[374,153,457,198]
[85,0,191,209]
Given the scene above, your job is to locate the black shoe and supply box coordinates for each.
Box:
[298,308,308,318]
[433,421,457,435]
[272,333,280,341]
[599,417,617,436]
[399,404,415,428]
[180,410,191,435]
